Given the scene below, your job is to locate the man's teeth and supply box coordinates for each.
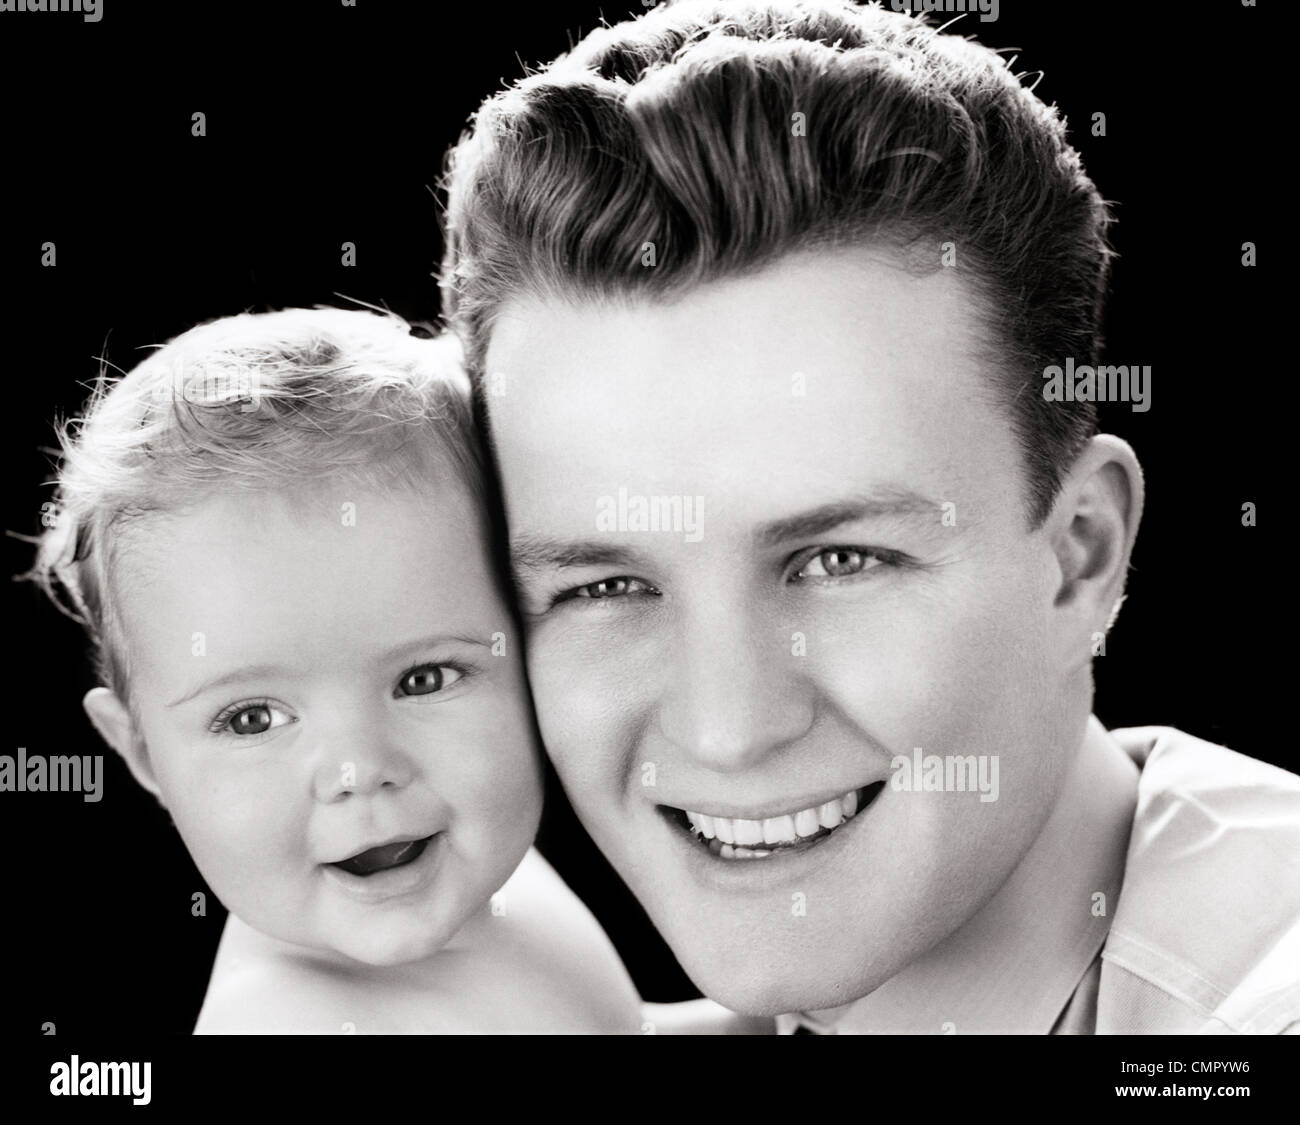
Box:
[686,788,863,848]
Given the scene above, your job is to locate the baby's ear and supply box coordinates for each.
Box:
[83,687,162,802]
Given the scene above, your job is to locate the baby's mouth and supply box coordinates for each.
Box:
[662,782,885,860]
[331,836,433,877]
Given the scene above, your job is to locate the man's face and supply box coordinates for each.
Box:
[487,247,1082,1015]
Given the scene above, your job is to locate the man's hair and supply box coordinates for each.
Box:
[28,308,484,704]
[439,0,1114,525]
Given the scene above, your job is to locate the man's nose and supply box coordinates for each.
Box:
[311,706,416,802]
[654,599,816,772]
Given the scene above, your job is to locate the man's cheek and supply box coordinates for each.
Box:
[915,582,1046,689]
[528,650,626,766]
[812,625,948,739]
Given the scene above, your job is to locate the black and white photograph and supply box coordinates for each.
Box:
[0,0,1290,1107]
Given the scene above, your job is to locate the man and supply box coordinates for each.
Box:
[438,0,1300,1032]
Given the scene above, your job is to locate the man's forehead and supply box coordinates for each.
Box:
[485,248,996,437]
[483,248,1014,539]
[487,355,988,522]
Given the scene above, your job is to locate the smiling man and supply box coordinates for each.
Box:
[439,0,1300,1033]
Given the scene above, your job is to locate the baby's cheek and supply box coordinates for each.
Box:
[174,764,308,898]
[443,698,543,827]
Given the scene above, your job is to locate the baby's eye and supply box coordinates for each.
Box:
[396,664,464,697]
[572,577,656,600]
[796,548,885,580]
[218,702,293,737]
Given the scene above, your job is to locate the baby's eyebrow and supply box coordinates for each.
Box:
[167,634,495,708]
[167,665,287,709]
[384,632,496,659]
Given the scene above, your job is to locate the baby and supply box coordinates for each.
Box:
[30,308,648,1033]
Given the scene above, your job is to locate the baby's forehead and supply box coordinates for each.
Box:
[114,471,480,556]
[108,471,432,559]
[105,475,502,667]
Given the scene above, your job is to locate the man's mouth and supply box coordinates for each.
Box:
[662,782,885,860]
[330,835,434,877]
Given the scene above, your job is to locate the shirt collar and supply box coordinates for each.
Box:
[780,715,1138,1034]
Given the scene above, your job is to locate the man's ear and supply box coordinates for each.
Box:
[1047,434,1145,637]
[83,687,163,802]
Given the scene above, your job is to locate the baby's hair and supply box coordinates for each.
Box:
[27,307,485,706]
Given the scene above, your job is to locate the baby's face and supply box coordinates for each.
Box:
[113,479,542,966]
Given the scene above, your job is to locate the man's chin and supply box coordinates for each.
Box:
[674,944,886,1018]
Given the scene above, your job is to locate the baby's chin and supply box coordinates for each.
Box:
[306,901,472,968]
[320,874,520,969]
[328,928,452,968]
[242,892,473,971]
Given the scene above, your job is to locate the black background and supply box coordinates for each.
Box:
[0,0,1281,1035]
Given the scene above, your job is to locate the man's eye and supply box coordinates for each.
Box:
[796,548,884,580]
[396,664,464,697]
[572,577,655,600]
[216,702,293,737]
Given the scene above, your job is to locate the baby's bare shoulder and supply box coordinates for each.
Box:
[194,932,456,1035]
[200,938,456,1034]
[484,848,643,1032]
[195,953,355,1035]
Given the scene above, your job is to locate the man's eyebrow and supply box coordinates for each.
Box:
[509,537,646,576]
[755,490,944,547]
